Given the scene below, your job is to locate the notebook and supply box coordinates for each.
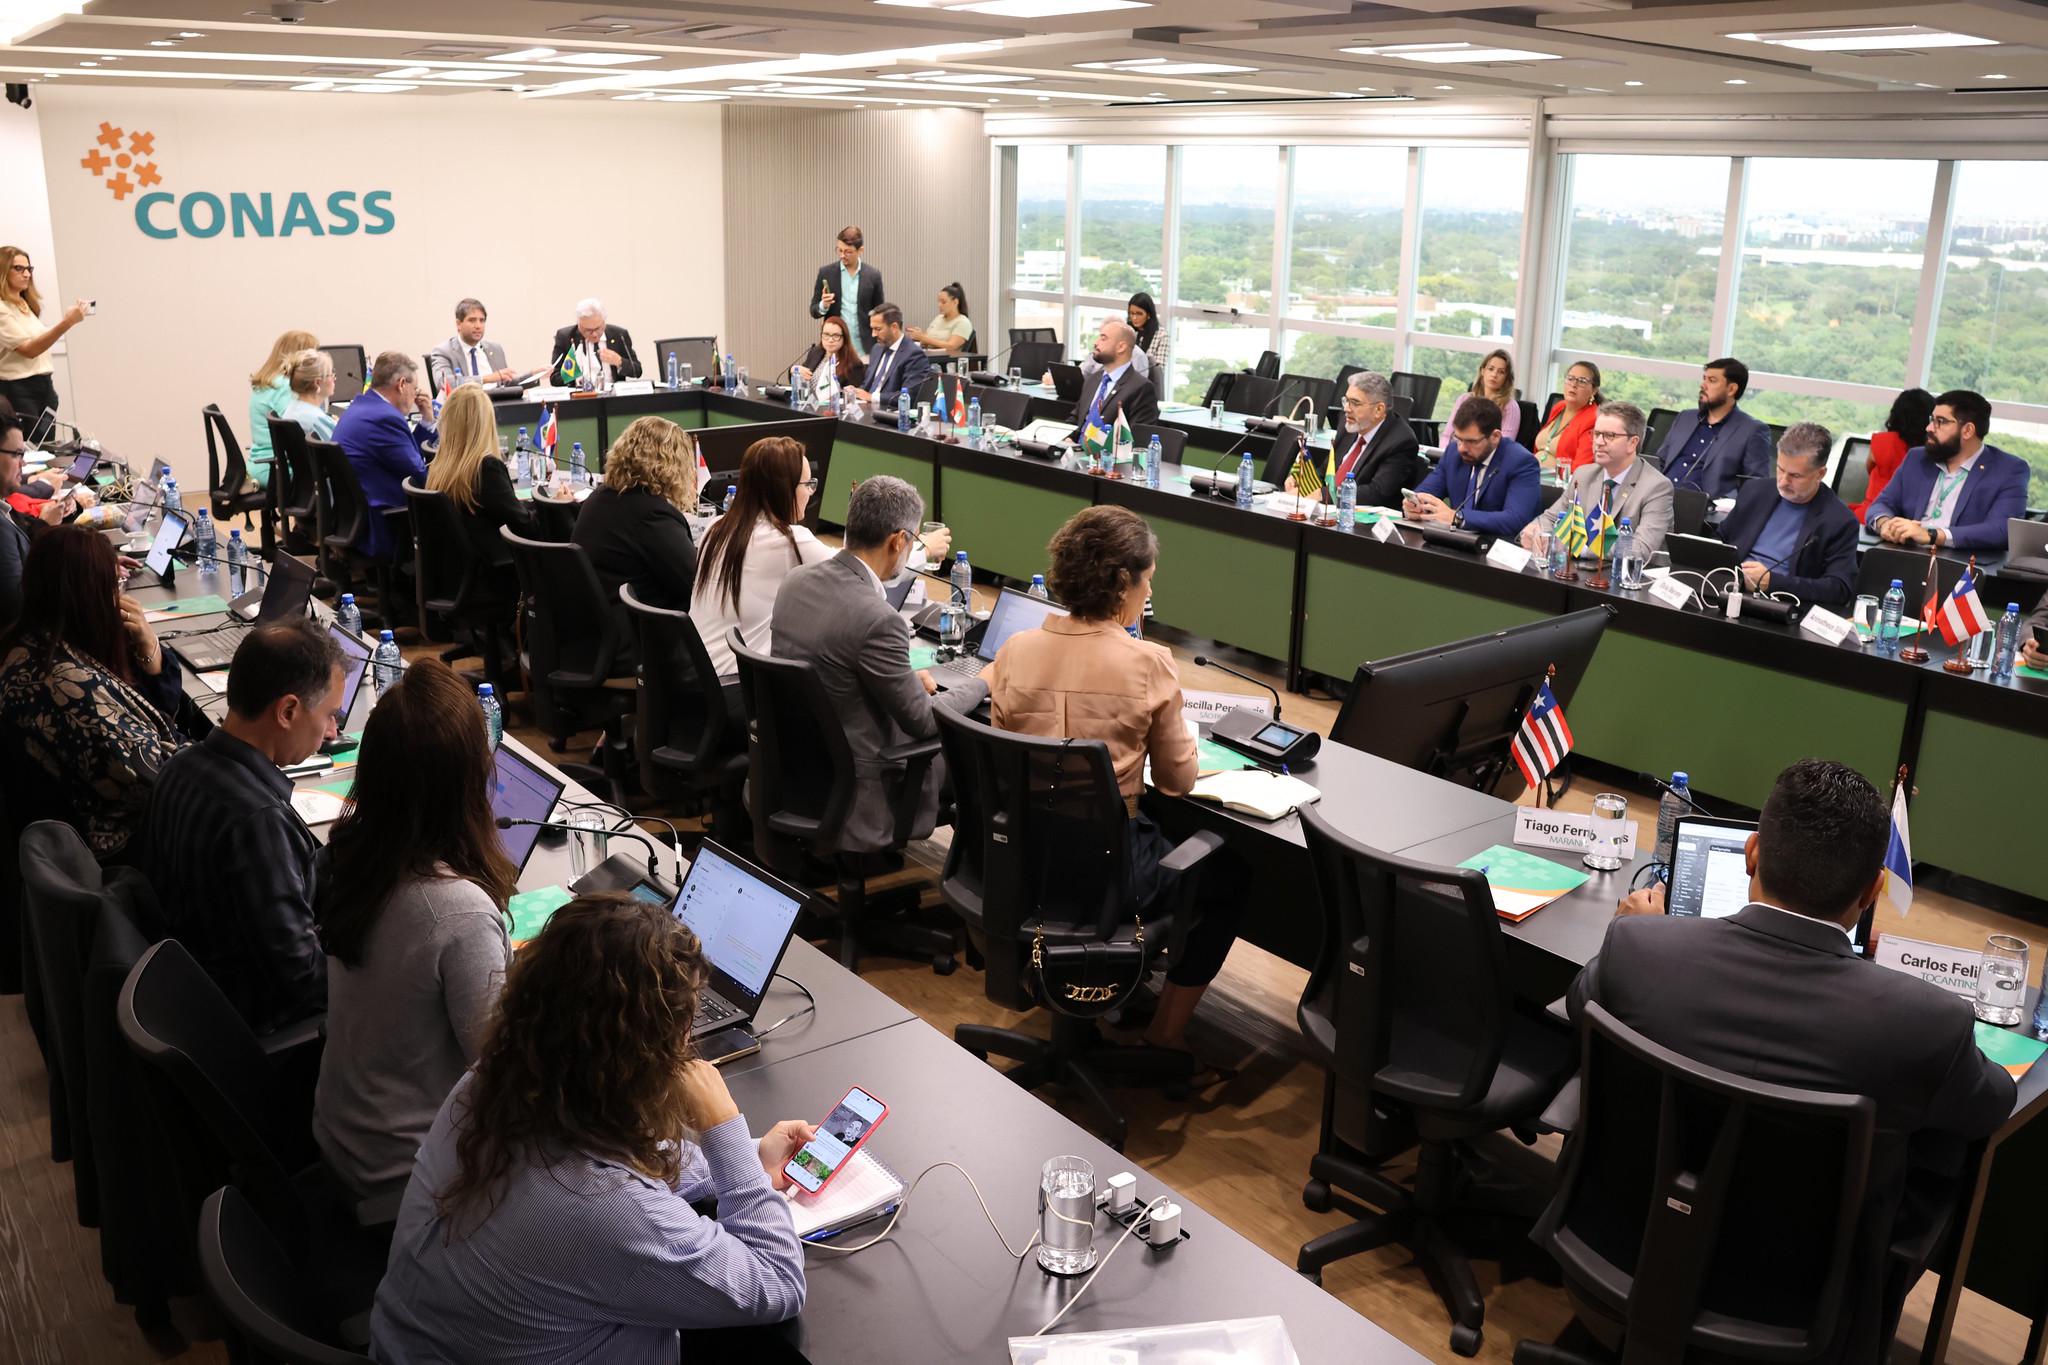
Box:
[1187,770,1320,821]
[786,1148,905,1241]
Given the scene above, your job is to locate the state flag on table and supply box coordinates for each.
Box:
[1935,565,1991,647]
[1584,505,1617,560]
[1111,408,1132,462]
[1555,498,1588,560]
[948,376,968,428]
[536,406,557,456]
[1292,446,1324,501]
[1511,681,1574,788]
[1882,781,1914,916]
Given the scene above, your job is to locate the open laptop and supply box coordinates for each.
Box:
[1666,815,1873,952]
[2007,517,2048,576]
[1666,533,1744,575]
[665,839,806,1040]
[166,552,317,673]
[489,742,569,874]
[317,625,374,753]
[933,585,1069,679]
[1048,361,1084,404]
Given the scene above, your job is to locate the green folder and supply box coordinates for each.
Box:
[148,593,232,618]
[1974,1022,2047,1078]
[508,885,574,942]
[1457,844,1590,920]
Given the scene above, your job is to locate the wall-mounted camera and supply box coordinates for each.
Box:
[5,84,30,111]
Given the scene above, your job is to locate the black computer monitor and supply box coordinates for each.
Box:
[1330,606,1614,786]
[321,344,367,401]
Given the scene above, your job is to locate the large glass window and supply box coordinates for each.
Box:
[1559,155,1727,363]
[1014,144,1067,293]
[1171,318,1269,407]
[1414,147,1528,345]
[1011,298,1066,350]
[1286,147,1404,324]
[1077,145,1165,299]
[1405,345,1500,422]
[1732,157,1934,388]
[1282,330,1395,384]
[1176,145,1278,312]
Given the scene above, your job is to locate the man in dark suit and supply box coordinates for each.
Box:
[1717,420,1860,608]
[1653,356,1776,498]
[1570,758,2015,1364]
[769,475,985,853]
[1068,318,1159,434]
[1865,388,2029,555]
[331,351,434,561]
[846,304,931,412]
[548,298,640,387]
[810,225,884,354]
[1287,370,1420,509]
[1406,396,1542,538]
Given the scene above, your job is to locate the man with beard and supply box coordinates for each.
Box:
[1284,370,1420,509]
[1067,318,1158,432]
[1652,356,1775,498]
[1865,389,2028,555]
[1718,421,1859,607]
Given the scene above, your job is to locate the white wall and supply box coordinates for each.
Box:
[1,97,71,410]
[34,85,724,487]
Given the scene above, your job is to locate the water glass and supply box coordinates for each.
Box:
[1209,400,1226,425]
[1853,595,1879,635]
[1975,934,2030,1026]
[565,809,609,879]
[1008,366,1023,388]
[1530,531,1552,571]
[1583,792,1629,871]
[1037,1155,1097,1276]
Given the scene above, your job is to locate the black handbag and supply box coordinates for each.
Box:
[1029,918,1145,1019]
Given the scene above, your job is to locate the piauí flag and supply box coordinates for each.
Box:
[1293,446,1324,501]
[1556,498,1588,559]
[536,406,557,454]
[557,346,584,387]
[1584,506,1617,560]
[1511,681,1574,787]
[1882,782,1914,916]
[1936,566,1991,646]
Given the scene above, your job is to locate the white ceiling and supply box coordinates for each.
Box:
[2,0,2046,109]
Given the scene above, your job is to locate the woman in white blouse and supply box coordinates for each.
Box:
[907,282,974,357]
[690,435,830,696]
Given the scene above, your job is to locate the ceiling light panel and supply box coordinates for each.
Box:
[1073,58,1256,75]
[1726,26,1996,53]
[1341,42,1561,63]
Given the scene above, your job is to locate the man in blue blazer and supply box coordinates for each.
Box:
[333,351,434,560]
[1865,389,2029,555]
[1406,395,1542,538]
[1717,421,1859,608]
[1653,357,1775,498]
[846,304,931,412]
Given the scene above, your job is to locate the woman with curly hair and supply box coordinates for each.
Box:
[370,893,814,1360]
[572,414,701,612]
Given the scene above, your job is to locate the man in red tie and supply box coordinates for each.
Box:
[1285,371,1422,509]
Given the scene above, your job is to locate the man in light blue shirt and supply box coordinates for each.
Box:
[810,225,883,353]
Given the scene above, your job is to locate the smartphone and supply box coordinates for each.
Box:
[784,1086,888,1195]
[2034,624,2048,652]
[86,301,97,315]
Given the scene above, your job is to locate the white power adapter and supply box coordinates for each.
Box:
[1104,1171,1137,1215]
[1144,1200,1181,1246]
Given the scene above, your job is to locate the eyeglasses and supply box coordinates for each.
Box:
[1563,374,1595,387]
[798,478,821,492]
[1590,430,1633,444]
[7,263,30,274]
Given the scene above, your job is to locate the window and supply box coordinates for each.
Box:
[1414,147,1528,344]
[1011,298,1065,348]
[1171,318,1269,407]
[1077,145,1165,299]
[1738,389,1891,458]
[1405,345,1498,422]
[1578,367,1699,428]
[1559,155,1728,363]
[1176,145,1278,312]
[1287,147,1404,323]
[1732,157,1935,388]
[1282,331,1395,385]
[1014,144,1067,293]
[1933,161,2048,412]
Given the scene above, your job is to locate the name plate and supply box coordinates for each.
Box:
[612,379,654,397]
[1513,806,1638,859]
[1183,688,1271,726]
[1801,604,1854,646]
[1872,934,1984,999]
[529,385,572,403]
[1648,575,1695,610]
[1369,518,1400,543]
[1486,540,1533,573]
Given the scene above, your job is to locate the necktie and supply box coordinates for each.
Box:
[1601,478,1617,518]
[1087,375,1112,429]
[875,345,894,394]
[1340,432,1368,482]
[469,346,480,376]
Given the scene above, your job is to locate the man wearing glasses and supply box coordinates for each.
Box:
[1653,357,1775,498]
[333,351,435,562]
[1717,422,1860,608]
[1522,400,1674,561]
[1285,371,1421,511]
[1865,389,2028,555]
[1405,396,1543,538]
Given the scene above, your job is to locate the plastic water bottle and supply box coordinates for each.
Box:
[966,396,982,444]
[1614,517,1643,589]
[721,483,737,514]
[226,529,248,598]
[787,377,801,409]
[161,473,181,513]
[569,442,588,488]
[335,593,362,637]
[665,352,680,390]
[1993,602,2020,683]
[1145,435,1163,489]
[1336,473,1357,532]
[1656,772,1691,867]
[897,390,912,432]
[193,509,217,577]
[371,629,403,697]
[478,682,503,749]
[1878,579,1906,658]
[512,427,533,488]
[1236,452,1255,510]
[2033,974,2048,1041]
[724,352,737,393]
[950,551,973,613]
[1027,574,1050,600]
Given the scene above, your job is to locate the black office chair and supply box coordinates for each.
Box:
[204,403,273,546]
[1385,392,1415,420]
[622,585,749,851]
[1517,399,1540,443]
[498,528,632,801]
[308,438,399,626]
[966,383,1031,430]
[1010,340,1064,379]
[1224,373,1282,418]
[1253,349,1281,380]
[198,1186,375,1365]
[265,417,321,557]
[1294,804,1575,1356]
[1765,421,1788,449]
[1412,418,1443,450]
[1857,545,1966,619]
[1277,373,1337,425]
[1643,407,1680,462]
[402,479,512,694]
[1669,487,1710,539]
[1545,391,1563,416]
[728,633,961,975]
[1131,422,1186,468]
[1833,435,1875,504]
[1009,326,1057,346]
[1200,371,1236,410]
[934,707,1225,1152]
[1390,371,1444,422]
[1514,1002,1874,1365]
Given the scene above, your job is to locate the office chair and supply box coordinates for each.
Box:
[1517,399,1540,443]
[1643,408,1680,461]
[198,1187,375,1365]
[307,438,400,626]
[1131,422,1186,468]
[1833,436,1875,505]
[1514,1002,1874,1365]
[1009,326,1058,346]
[1765,421,1788,449]
[1277,373,1336,424]
[934,708,1226,1152]
[1224,373,1282,418]
[1857,545,1966,619]
[966,382,1031,429]
[729,633,962,975]
[203,404,273,547]
[1411,418,1443,451]
[498,528,633,802]
[1009,340,1064,380]
[1294,804,1575,1356]
[1385,392,1415,420]
[1670,487,1710,539]
[1200,371,1236,410]
[622,585,750,852]
[1545,391,1563,416]
[1253,349,1282,380]
[264,417,321,556]
[1389,371,1444,422]
[402,480,513,694]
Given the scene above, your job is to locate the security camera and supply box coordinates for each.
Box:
[5,84,30,110]
[268,1,310,21]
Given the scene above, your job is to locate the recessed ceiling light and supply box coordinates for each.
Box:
[78,61,96,67]
[178,31,204,38]
[149,39,175,47]
[490,47,557,62]
[550,52,659,67]
[1342,42,1560,63]
[1624,79,1642,86]
[378,66,431,79]
[292,80,333,92]
[1433,84,1454,90]
[878,0,1147,13]
[1357,86,1375,92]
[1726,25,1996,52]
[1725,78,1748,85]
[1210,88,1226,95]
[1037,95,1051,101]
[1983,72,2009,79]
[917,72,1031,84]
[338,82,417,94]
[987,97,998,102]
[1075,57,1254,76]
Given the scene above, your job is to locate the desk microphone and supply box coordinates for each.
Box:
[1638,771,1717,817]
[496,816,666,880]
[967,343,1019,387]
[1195,426,1268,499]
[1192,655,1283,721]
[764,346,821,402]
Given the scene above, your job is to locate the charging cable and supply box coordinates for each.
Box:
[750,973,816,1039]
[1032,1195,1175,1336]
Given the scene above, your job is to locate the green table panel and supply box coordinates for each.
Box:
[1911,709,2047,899]
[636,400,705,431]
[1570,630,1906,809]
[938,468,1089,584]
[1143,512,1294,663]
[1299,556,1548,680]
[819,434,934,528]
[708,407,763,428]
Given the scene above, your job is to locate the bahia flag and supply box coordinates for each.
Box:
[1882,780,1914,916]
[1935,565,1991,647]
[1511,680,1574,788]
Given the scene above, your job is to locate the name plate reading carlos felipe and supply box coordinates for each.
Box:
[1872,934,1984,999]
[1513,806,1638,859]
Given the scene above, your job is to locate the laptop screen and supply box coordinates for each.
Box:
[976,587,1069,662]
[252,551,314,623]
[144,508,189,578]
[489,743,567,872]
[329,625,373,722]
[670,841,804,1010]
[1666,817,1755,922]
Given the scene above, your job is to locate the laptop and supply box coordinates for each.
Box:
[489,742,569,874]
[2007,517,2048,576]
[1666,815,1873,952]
[139,507,190,582]
[666,839,807,1039]
[933,585,1069,679]
[1048,361,1084,404]
[318,625,374,753]
[166,552,317,673]
[1666,533,1744,575]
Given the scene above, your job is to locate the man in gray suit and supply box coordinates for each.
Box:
[426,298,516,390]
[1521,400,1675,559]
[769,475,986,853]
[1652,356,1775,498]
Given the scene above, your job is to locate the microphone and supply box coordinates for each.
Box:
[178,550,274,581]
[1638,771,1716,817]
[967,342,1018,387]
[1193,655,1283,721]
[496,816,667,882]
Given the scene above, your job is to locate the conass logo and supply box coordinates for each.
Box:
[79,120,394,239]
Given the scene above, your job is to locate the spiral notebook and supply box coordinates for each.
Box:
[786,1148,904,1241]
